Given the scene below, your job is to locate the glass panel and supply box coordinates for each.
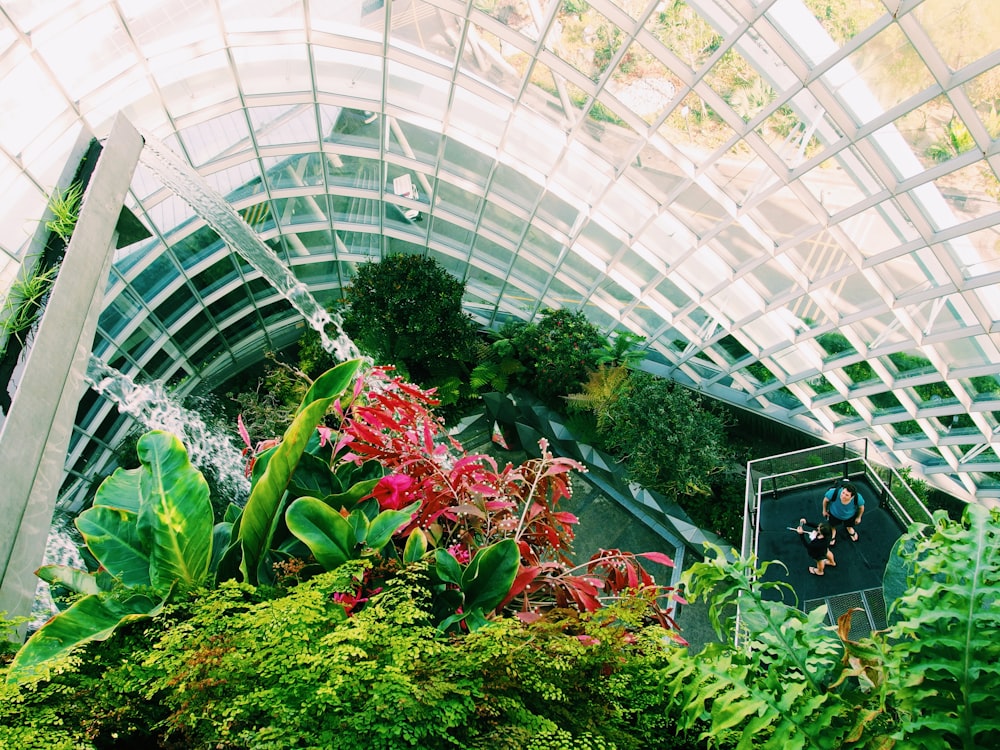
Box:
[491,162,542,208]
[472,232,514,270]
[155,284,197,328]
[826,24,934,124]
[99,287,144,338]
[312,45,382,99]
[231,44,310,96]
[387,60,449,120]
[605,40,678,125]
[931,161,1000,222]
[879,247,948,300]
[194,255,240,297]
[915,0,997,72]
[441,137,492,187]
[386,117,442,164]
[430,216,473,252]
[544,5,621,83]
[178,110,251,167]
[322,105,381,147]
[249,104,319,146]
[433,179,482,221]
[645,1,720,73]
[949,226,1000,282]
[131,253,180,301]
[837,200,918,259]
[704,48,774,123]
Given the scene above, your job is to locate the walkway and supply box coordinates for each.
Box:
[753,478,907,637]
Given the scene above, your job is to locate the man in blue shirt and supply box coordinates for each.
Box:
[822,481,865,546]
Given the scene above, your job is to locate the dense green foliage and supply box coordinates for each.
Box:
[602,372,730,500]
[511,309,605,405]
[4,503,998,748]
[342,253,477,393]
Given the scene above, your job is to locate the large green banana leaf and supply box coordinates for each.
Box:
[134,431,214,592]
[236,359,362,584]
[5,590,168,684]
[92,465,142,512]
[35,565,102,597]
[75,505,150,588]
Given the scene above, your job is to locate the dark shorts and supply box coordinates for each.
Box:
[828,512,858,529]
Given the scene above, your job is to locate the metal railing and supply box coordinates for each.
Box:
[741,438,933,561]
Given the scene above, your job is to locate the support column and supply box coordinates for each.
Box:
[0,115,143,633]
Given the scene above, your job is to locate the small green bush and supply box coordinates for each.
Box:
[343,253,477,385]
[512,308,605,406]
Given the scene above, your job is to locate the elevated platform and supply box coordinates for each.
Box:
[753,478,907,635]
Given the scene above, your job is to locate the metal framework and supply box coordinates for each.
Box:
[0,0,998,506]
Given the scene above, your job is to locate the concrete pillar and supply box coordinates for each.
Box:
[0,115,143,633]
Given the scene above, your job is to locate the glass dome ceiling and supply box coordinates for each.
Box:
[1,0,999,506]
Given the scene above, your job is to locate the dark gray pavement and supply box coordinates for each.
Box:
[753,479,907,635]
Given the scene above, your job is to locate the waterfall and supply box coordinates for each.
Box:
[85,355,250,503]
[137,130,361,362]
[31,515,86,631]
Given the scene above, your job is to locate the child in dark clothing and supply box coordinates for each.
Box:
[794,518,836,576]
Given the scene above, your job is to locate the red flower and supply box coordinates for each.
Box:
[447,543,471,565]
[369,472,414,510]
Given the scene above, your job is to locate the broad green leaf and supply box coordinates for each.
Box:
[238,359,362,584]
[223,503,242,524]
[288,452,338,499]
[5,591,168,685]
[403,528,428,564]
[295,359,362,417]
[461,538,519,614]
[135,431,214,592]
[285,496,356,571]
[434,548,463,586]
[210,522,233,574]
[35,565,101,596]
[348,509,370,545]
[323,477,381,513]
[366,502,420,551]
[93,466,142,512]
[75,505,150,588]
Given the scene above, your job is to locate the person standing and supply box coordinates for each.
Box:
[794,518,836,575]
[822,481,865,546]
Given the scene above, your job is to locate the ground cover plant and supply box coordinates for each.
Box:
[3,444,997,748]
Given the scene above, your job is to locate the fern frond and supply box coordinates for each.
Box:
[887,503,1000,749]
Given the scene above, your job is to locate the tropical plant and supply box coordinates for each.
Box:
[594,330,646,369]
[469,321,528,393]
[565,363,632,431]
[45,182,83,244]
[0,261,59,351]
[884,503,1000,749]
[342,253,478,385]
[656,502,1000,749]
[512,308,606,406]
[602,371,730,499]
[5,430,216,683]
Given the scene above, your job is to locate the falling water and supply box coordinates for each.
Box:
[31,515,86,631]
[85,355,250,503]
[138,130,361,362]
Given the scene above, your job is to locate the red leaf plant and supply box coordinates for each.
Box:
[245,365,684,637]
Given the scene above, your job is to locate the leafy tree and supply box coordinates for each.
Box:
[512,308,605,406]
[342,253,477,388]
[602,372,730,499]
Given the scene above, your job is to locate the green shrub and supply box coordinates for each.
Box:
[342,253,477,387]
[602,372,730,499]
[512,308,605,406]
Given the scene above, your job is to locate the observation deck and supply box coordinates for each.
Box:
[743,441,930,638]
